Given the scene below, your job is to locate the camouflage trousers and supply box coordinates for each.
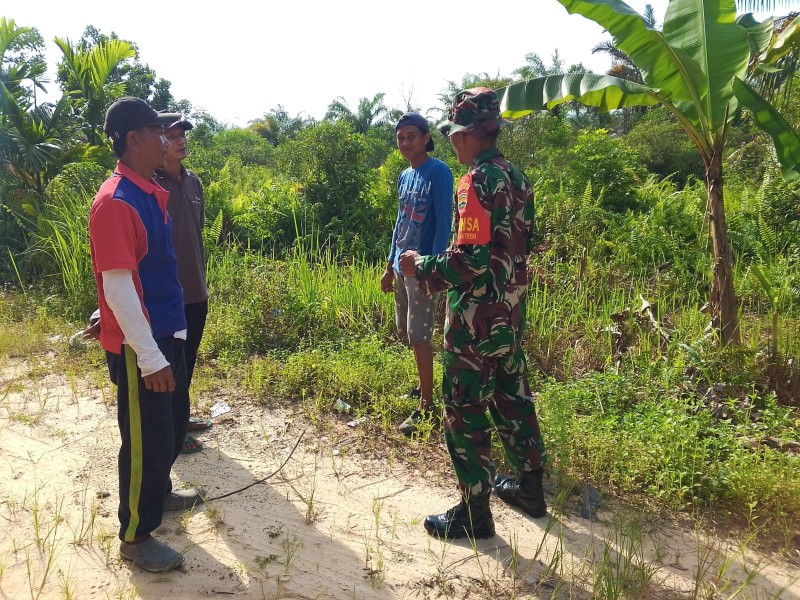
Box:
[442,348,546,497]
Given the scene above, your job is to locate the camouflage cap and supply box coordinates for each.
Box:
[437,87,510,137]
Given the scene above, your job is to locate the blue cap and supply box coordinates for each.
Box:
[395,112,434,152]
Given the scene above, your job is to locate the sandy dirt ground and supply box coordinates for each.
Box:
[0,355,798,600]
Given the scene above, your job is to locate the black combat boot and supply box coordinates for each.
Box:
[494,468,547,518]
[423,493,495,539]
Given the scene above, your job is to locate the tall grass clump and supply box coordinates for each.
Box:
[287,236,394,340]
[19,164,105,321]
[202,248,302,362]
[202,238,394,363]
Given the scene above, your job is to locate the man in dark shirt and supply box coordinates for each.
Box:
[156,119,210,453]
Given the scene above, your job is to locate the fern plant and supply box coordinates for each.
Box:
[203,209,224,259]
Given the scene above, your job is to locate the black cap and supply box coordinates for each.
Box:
[103,97,181,140]
[396,112,434,152]
[166,119,194,131]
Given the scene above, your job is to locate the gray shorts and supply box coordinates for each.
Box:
[394,270,436,345]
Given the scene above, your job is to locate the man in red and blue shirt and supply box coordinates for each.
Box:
[90,97,203,572]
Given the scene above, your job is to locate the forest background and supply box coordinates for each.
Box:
[1,0,799,560]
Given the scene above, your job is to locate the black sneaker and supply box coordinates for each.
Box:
[398,387,421,400]
[398,409,427,436]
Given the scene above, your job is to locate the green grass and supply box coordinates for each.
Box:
[2,172,798,552]
[538,369,800,539]
[0,292,69,358]
[201,241,394,362]
[3,233,797,550]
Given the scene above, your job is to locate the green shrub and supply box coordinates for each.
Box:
[276,121,383,260]
[537,367,800,531]
[624,107,704,186]
[566,128,645,212]
[190,127,274,184]
[202,250,303,360]
[30,162,106,320]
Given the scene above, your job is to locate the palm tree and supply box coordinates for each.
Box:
[324,93,389,134]
[2,21,74,197]
[498,0,800,346]
[249,105,308,145]
[592,41,644,84]
[54,36,135,146]
[1,94,79,198]
[1,20,85,252]
[0,18,46,107]
[511,53,602,124]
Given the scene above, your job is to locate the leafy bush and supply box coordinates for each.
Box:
[608,177,709,293]
[624,107,704,186]
[367,149,406,237]
[276,121,383,259]
[728,169,800,313]
[566,128,645,212]
[728,167,800,264]
[501,112,575,181]
[190,127,274,184]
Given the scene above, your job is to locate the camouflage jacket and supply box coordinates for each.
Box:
[416,147,534,358]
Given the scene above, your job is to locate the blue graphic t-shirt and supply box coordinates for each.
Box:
[388,157,454,273]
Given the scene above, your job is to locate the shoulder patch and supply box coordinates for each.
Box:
[456,174,490,245]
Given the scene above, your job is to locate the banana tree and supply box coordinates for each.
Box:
[498,0,800,346]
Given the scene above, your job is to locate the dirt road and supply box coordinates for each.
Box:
[1,357,797,599]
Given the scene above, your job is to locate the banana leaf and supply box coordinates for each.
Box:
[557,0,707,102]
[498,73,659,119]
[663,0,751,131]
[733,77,800,180]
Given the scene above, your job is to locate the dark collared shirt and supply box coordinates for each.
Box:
[156,165,208,304]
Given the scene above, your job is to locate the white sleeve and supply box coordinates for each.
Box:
[102,269,170,376]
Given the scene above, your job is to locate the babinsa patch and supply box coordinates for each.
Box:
[456,174,490,245]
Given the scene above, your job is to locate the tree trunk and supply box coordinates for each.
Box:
[706,151,741,345]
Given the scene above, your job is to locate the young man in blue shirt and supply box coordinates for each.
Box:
[381,113,454,435]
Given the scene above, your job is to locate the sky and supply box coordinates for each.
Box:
[4,0,701,127]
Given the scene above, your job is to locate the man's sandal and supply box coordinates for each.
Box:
[180,434,203,454]
[187,417,213,432]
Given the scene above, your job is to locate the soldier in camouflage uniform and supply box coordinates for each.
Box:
[399,87,546,540]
